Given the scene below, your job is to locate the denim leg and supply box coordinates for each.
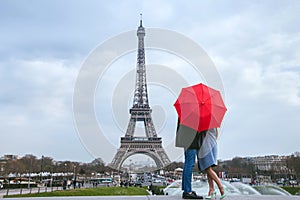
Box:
[182,149,196,193]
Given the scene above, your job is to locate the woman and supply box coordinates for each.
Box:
[198,128,227,199]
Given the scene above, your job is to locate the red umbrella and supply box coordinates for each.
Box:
[174,83,227,132]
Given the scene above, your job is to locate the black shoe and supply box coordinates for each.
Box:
[182,192,203,199]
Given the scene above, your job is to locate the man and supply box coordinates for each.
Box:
[182,149,203,199]
[176,119,203,199]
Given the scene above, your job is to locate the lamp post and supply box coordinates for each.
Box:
[73,165,77,189]
[129,159,132,182]
[64,163,67,179]
[28,158,32,189]
[40,155,44,183]
[63,163,67,190]
[50,166,53,191]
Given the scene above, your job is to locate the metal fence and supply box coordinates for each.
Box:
[0,186,63,197]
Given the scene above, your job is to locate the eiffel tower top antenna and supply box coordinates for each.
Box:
[133,13,148,108]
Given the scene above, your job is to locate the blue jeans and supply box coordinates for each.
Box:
[182,149,197,193]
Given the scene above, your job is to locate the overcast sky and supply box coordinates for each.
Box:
[1,0,299,164]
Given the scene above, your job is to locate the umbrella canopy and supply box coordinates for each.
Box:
[174,83,227,132]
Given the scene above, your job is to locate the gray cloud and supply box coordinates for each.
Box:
[0,0,299,163]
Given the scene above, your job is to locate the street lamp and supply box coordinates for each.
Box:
[73,165,77,189]
[40,155,44,183]
[50,166,54,191]
[28,158,32,189]
[129,159,132,182]
[63,163,67,190]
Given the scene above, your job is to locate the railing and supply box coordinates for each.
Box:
[0,186,63,197]
[121,137,162,142]
[0,184,96,197]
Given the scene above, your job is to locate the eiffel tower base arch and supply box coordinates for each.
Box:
[109,137,170,171]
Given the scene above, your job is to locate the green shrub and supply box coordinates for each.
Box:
[149,185,165,195]
[281,186,300,195]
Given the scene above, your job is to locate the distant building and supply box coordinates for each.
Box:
[2,155,19,160]
[218,153,299,176]
[0,155,19,174]
[0,159,5,173]
[252,155,288,171]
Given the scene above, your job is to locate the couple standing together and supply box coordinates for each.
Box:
[177,123,227,199]
[174,83,227,199]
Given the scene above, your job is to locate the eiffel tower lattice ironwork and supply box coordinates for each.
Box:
[110,17,171,170]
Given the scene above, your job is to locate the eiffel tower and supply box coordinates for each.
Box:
[110,16,171,170]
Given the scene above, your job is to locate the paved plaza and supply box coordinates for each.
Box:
[1,195,300,200]
[1,187,300,199]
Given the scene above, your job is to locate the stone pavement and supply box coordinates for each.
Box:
[2,195,300,200]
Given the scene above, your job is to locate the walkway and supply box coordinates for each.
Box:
[1,195,300,200]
